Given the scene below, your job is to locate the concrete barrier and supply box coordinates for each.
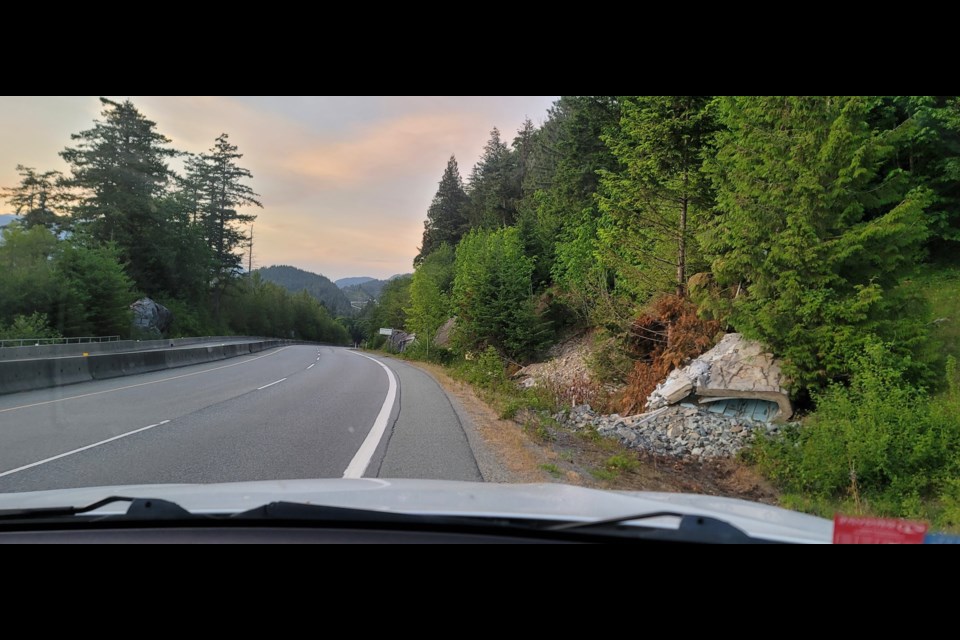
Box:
[0,339,298,396]
[0,357,93,394]
[0,336,272,362]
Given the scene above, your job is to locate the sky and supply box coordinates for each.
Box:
[0,96,558,281]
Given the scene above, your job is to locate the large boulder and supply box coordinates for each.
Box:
[646,333,792,421]
[130,298,173,337]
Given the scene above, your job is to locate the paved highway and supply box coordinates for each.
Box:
[0,346,481,493]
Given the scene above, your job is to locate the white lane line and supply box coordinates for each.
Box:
[0,347,292,415]
[257,377,287,390]
[342,352,398,479]
[0,420,171,478]
[316,357,320,361]
[307,364,315,370]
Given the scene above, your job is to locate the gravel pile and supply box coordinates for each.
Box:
[555,403,783,458]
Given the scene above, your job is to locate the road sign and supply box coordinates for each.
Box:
[379,328,394,336]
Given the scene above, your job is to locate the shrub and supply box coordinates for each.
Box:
[749,340,960,525]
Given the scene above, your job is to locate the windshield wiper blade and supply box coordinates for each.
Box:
[0,496,197,521]
[551,511,758,543]
[233,501,493,526]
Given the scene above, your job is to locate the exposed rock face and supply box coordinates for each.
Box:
[434,317,456,348]
[130,298,173,337]
[646,333,792,421]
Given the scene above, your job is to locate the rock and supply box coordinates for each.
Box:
[130,297,173,337]
[658,375,694,405]
[434,317,456,348]
[667,424,683,438]
[645,333,793,421]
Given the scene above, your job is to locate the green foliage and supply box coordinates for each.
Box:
[702,96,934,393]
[597,96,714,302]
[256,265,354,317]
[183,134,261,310]
[466,128,519,228]
[867,96,960,256]
[0,165,69,231]
[0,223,59,323]
[61,98,180,294]
[53,240,134,337]
[748,340,960,526]
[540,463,562,477]
[0,313,61,340]
[541,97,622,316]
[452,227,550,361]
[458,346,509,388]
[220,274,348,343]
[406,244,454,359]
[911,265,960,384]
[416,157,469,264]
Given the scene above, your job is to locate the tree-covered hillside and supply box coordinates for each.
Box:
[257,265,354,317]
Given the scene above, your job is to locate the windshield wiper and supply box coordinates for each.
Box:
[550,511,760,543]
[0,498,769,542]
[0,496,197,521]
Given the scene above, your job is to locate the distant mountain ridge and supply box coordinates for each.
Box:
[335,276,376,289]
[256,265,354,317]
[0,214,19,228]
[340,274,412,308]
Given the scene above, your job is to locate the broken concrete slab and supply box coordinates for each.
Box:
[646,333,792,421]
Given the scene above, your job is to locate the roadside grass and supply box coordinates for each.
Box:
[540,463,562,478]
[590,454,640,482]
[912,263,960,379]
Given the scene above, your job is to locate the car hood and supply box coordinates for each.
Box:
[0,478,832,543]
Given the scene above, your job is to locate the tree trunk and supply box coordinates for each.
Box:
[677,196,687,297]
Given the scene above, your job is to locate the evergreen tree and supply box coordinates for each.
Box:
[60,98,179,292]
[466,127,517,228]
[703,96,932,391]
[0,165,69,231]
[598,96,714,300]
[187,133,262,317]
[536,96,621,315]
[415,156,468,264]
[407,244,454,357]
[452,227,548,360]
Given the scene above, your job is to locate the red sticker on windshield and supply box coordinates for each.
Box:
[833,514,928,544]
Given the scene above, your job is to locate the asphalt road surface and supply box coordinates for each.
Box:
[0,346,482,493]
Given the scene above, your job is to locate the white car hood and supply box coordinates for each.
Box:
[0,478,833,543]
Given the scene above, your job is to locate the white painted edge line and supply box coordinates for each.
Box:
[342,352,397,479]
[257,377,287,390]
[0,420,171,478]
[307,363,315,370]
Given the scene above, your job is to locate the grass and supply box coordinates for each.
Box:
[913,264,960,370]
[590,453,640,481]
[540,463,562,478]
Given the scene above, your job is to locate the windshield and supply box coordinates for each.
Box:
[0,96,957,542]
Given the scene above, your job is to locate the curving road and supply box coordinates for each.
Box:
[0,346,482,493]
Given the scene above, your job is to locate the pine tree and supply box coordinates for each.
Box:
[0,165,69,231]
[187,133,262,317]
[466,128,517,228]
[703,96,932,391]
[415,155,468,264]
[60,98,178,291]
[597,96,714,300]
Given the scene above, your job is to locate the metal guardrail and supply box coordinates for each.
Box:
[0,335,121,348]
